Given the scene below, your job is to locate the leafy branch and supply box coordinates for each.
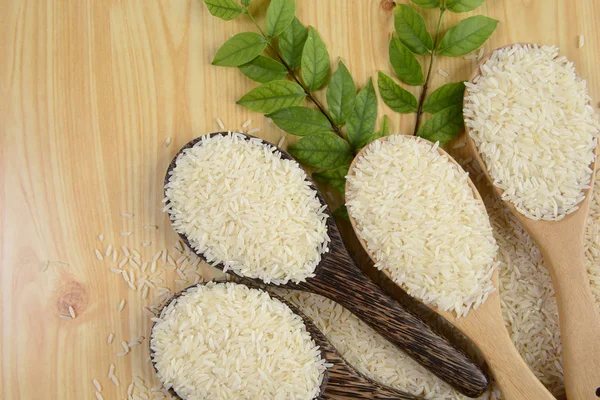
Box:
[378,0,498,144]
[204,0,389,217]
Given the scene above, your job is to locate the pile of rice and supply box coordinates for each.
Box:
[163,132,330,284]
[346,135,499,316]
[150,282,328,400]
[464,44,599,221]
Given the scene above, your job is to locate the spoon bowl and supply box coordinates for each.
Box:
[164,132,489,397]
[346,135,555,400]
[464,44,600,399]
[149,282,415,399]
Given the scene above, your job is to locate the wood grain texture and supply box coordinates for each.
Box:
[165,133,488,398]
[150,283,418,399]
[1,0,599,399]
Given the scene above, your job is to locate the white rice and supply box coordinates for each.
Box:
[464,44,599,221]
[346,135,499,316]
[277,135,286,148]
[477,47,485,60]
[438,68,449,77]
[164,132,330,284]
[216,117,225,130]
[578,34,585,48]
[150,282,327,400]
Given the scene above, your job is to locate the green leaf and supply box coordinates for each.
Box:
[326,61,356,126]
[238,55,288,83]
[446,0,486,13]
[410,0,440,8]
[313,164,349,194]
[288,133,353,169]
[301,27,331,91]
[242,0,251,7]
[377,71,418,114]
[237,80,306,113]
[333,205,349,221]
[422,82,465,114]
[367,115,391,145]
[394,4,433,55]
[347,78,378,149]
[417,104,464,144]
[437,16,498,56]
[212,32,267,66]
[266,0,295,38]
[389,37,424,86]
[267,106,332,136]
[203,0,243,20]
[279,18,308,69]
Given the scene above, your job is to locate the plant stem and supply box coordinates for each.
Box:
[244,10,344,137]
[413,7,445,136]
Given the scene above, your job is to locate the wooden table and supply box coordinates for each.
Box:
[1,0,598,398]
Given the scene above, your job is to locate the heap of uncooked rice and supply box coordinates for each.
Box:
[464,44,599,221]
[150,282,327,400]
[164,132,330,284]
[346,135,499,316]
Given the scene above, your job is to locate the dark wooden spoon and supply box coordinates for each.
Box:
[149,282,416,399]
[163,132,489,397]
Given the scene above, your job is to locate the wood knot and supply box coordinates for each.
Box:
[56,280,87,317]
[380,0,395,12]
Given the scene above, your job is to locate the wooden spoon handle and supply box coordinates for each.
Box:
[322,354,418,399]
[453,299,556,400]
[474,328,554,399]
[538,246,600,399]
[299,256,489,398]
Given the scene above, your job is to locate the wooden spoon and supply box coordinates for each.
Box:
[164,133,489,398]
[346,135,555,400]
[149,282,416,399]
[465,44,600,400]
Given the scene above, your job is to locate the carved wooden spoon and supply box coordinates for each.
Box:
[346,135,555,400]
[149,282,416,399]
[164,132,488,397]
[465,44,600,400]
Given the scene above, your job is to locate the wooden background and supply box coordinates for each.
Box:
[1,0,598,399]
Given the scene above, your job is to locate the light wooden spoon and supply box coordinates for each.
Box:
[150,282,417,399]
[465,44,600,400]
[346,135,555,400]
[164,133,489,397]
